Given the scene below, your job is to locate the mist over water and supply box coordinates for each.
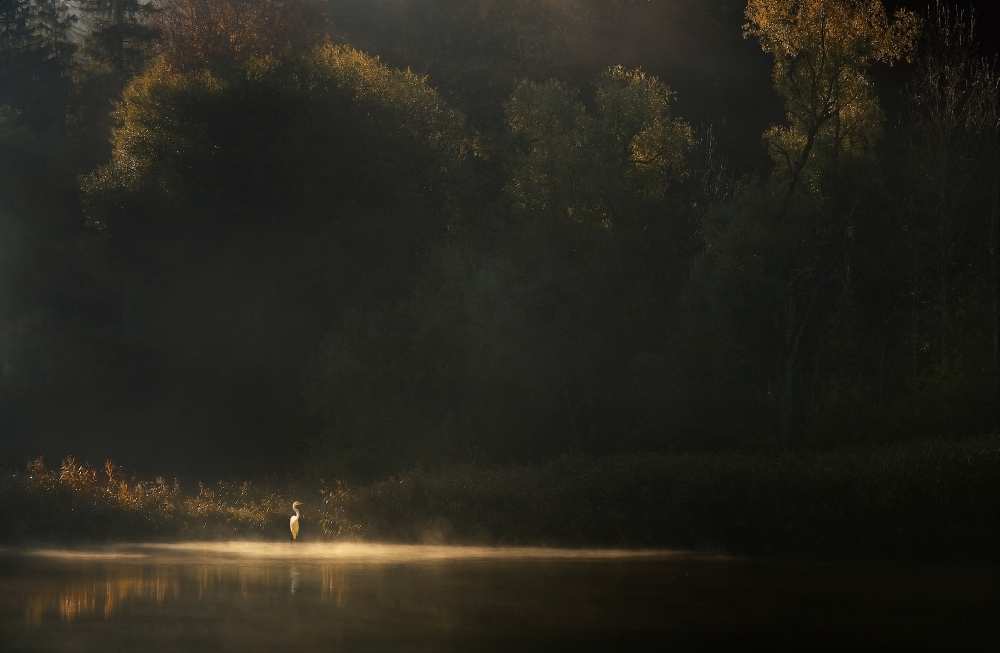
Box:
[2,542,997,651]
[21,541,695,563]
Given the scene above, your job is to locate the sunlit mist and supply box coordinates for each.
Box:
[23,541,699,564]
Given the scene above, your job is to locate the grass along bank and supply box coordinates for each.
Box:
[2,437,999,560]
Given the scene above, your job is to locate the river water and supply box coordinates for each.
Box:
[0,542,996,651]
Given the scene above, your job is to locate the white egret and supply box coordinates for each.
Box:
[289,501,303,542]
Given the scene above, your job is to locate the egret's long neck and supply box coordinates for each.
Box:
[294,507,301,517]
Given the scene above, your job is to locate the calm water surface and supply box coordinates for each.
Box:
[0,542,996,651]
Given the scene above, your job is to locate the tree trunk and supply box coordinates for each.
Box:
[911,224,920,385]
[113,0,124,74]
[940,214,951,371]
[778,281,822,447]
[937,145,953,372]
[991,168,1000,431]
[779,125,820,220]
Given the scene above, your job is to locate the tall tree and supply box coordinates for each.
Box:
[908,1,997,373]
[77,1,158,82]
[156,0,327,72]
[745,0,919,213]
[0,0,75,134]
[505,66,694,229]
[79,41,474,469]
[740,0,919,442]
[0,1,33,115]
[982,67,1000,429]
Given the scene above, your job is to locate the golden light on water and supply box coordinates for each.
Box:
[15,542,701,627]
[25,541,689,563]
[149,541,681,561]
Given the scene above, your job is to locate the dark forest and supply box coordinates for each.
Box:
[2,0,1000,554]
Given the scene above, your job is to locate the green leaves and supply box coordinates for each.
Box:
[504,66,694,228]
[80,43,474,230]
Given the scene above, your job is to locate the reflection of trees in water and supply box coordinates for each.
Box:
[23,563,353,625]
[24,567,181,625]
[320,565,348,607]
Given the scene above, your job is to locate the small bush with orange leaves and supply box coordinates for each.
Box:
[1,456,299,542]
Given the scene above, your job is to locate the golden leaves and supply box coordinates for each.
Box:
[307,42,475,166]
[745,0,920,65]
[745,0,918,195]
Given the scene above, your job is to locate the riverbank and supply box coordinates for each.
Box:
[3,437,999,560]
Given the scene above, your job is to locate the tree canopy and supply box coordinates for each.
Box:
[4,0,1000,476]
